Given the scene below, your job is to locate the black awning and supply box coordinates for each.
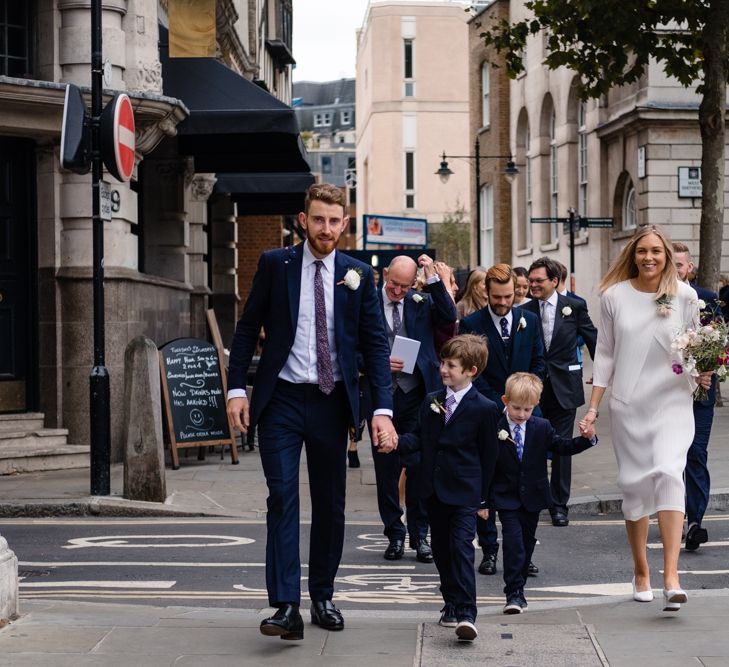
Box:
[214,172,315,215]
[159,26,310,174]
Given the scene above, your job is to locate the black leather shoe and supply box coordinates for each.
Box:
[438,603,457,627]
[347,450,360,468]
[384,538,405,560]
[478,552,497,575]
[413,538,434,563]
[685,524,708,551]
[527,561,539,576]
[310,600,344,631]
[260,604,303,640]
[551,512,569,527]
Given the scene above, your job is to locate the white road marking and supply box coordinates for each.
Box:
[19,580,176,589]
[62,535,255,549]
[19,561,416,569]
[531,583,632,596]
[648,540,729,549]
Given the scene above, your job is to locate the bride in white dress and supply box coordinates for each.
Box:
[580,226,712,612]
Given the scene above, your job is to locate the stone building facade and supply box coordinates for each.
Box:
[0,0,306,465]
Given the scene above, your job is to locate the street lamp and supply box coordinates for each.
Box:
[435,138,519,265]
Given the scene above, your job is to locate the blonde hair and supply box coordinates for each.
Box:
[457,268,488,316]
[504,372,543,405]
[598,225,677,299]
[440,334,489,375]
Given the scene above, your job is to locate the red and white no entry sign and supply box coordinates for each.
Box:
[100,93,136,182]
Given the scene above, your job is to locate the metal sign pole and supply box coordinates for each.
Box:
[90,0,110,495]
[568,207,576,293]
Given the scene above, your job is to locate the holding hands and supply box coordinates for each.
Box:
[578,408,598,440]
[372,415,398,453]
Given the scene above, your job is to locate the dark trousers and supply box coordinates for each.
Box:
[476,512,499,556]
[370,385,428,542]
[498,507,540,596]
[427,496,478,622]
[540,377,577,513]
[257,380,350,607]
[685,396,715,526]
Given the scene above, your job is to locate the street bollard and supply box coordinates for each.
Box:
[0,533,18,623]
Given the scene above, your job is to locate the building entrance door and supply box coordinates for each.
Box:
[0,137,36,413]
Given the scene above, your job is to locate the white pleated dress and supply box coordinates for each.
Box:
[592,280,699,520]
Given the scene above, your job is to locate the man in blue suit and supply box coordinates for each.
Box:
[674,242,718,552]
[459,264,545,576]
[368,254,457,563]
[227,183,396,640]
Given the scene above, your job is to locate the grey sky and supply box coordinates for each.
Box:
[292,0,371,82]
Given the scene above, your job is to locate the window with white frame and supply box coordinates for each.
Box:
[480,184,494,267]
[578,102,588,217]
[623,182,636,230]
[549,110,558,242]
[481,63,490,127]
[341,110,352,125]
[314,111,332,127]
[405,151,415,209]
[404,39,415,97]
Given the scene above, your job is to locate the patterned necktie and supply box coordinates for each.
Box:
[540,300,552,351]
[444,394,456,424]
[314,260,334,395]
[500,316,510,348]
[514,423,523,461]
[392,301,402,336]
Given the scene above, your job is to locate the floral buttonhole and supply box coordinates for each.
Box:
[517,316,527,331]
[656,294,674,317]
[561,306,572,318]
[430,397,445,414]
[337,267,362,290]
[412,293,424,304]
[498,429,515,444]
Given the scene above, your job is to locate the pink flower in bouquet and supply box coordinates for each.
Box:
[672,362,684,375]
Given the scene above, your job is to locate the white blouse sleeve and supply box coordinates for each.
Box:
[592,290,615,389]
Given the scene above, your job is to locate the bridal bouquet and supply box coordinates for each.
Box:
[671,302,729,401]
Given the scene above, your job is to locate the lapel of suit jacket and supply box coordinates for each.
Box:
[498,413,519,463]
[333,251,349,350]
[550,294,567,345]
[507,307,523,367]
[521,416,538,461]
[286,244,304,332]
[445,385,476,428]
[482,309,509,373]
[403,290,418,339]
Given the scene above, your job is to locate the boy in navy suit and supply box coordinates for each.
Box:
[379,334,500,641]
[492,372,596,614]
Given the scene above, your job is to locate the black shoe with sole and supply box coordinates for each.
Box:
[260,604,304,640]
[527,561,539,576]
[685,524,708,551]
[310,600,344,631]
[477,552,497,575]
[412,538,434,563]
[384,538,405,560]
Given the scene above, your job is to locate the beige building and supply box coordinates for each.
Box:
[0,0,308,470]
[356,0,471,248]
[506,0,729,307]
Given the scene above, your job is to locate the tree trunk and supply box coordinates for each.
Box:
[697,0,729,292]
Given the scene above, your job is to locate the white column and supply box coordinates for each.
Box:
[0,534,18,622]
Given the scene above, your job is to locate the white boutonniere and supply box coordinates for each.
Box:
[697,298,707,310]
[656,294,673,317]
[561,305,572,318]
[412,293,424,304]
[430,397,445,414]
[337,267,363,290]
[498,429,515,444]
[517,316,527,331]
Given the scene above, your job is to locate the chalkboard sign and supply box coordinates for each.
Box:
[159,337,238,469]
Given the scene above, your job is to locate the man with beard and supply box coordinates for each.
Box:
[460,264,545,575]
[227,183,396,640]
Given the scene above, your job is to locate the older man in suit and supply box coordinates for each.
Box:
[227,183,395,640]
[460,264,545,575]
[522,257,597,527]
[368,254,457,563]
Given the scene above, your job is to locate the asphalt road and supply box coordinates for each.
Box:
[2,512,728,610]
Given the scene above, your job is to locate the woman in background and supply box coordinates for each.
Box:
[456,267,488,319]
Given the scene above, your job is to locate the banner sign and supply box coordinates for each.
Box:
[363,214,427,247]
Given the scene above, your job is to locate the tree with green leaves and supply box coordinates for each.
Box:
[480,0,729,290]
[429,205,471,270]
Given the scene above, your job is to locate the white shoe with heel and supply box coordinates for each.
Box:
[662,588,687,612]
[631,577,654,602]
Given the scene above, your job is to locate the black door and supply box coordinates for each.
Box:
[0,137,36,413]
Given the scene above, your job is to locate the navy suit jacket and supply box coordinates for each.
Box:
[379,279,458,394]
[490,414,596,513]
[522,294,597,410]
[459,307,545,406]
[397,386,500,507]
[228,243,393,428]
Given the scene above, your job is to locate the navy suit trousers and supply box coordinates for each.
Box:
[371,385,428,542]
[540,377,577,512]
[427,497,478,622]
[257,380,350,607]
[686,399,714,526]
[498,508,539,596]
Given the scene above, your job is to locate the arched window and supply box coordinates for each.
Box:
[623,182,636,230]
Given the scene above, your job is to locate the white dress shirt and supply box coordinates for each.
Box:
[540,291,559,344]
[446,383,472,409]
[488,307,513,338]
[505,414,527,442]
[385,298,404,332]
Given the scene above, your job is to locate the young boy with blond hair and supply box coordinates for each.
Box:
[379,334,500,641]
[491,372,597,614]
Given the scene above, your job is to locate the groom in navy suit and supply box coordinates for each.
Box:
[459,264,544,576]
[227,184,395,640]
